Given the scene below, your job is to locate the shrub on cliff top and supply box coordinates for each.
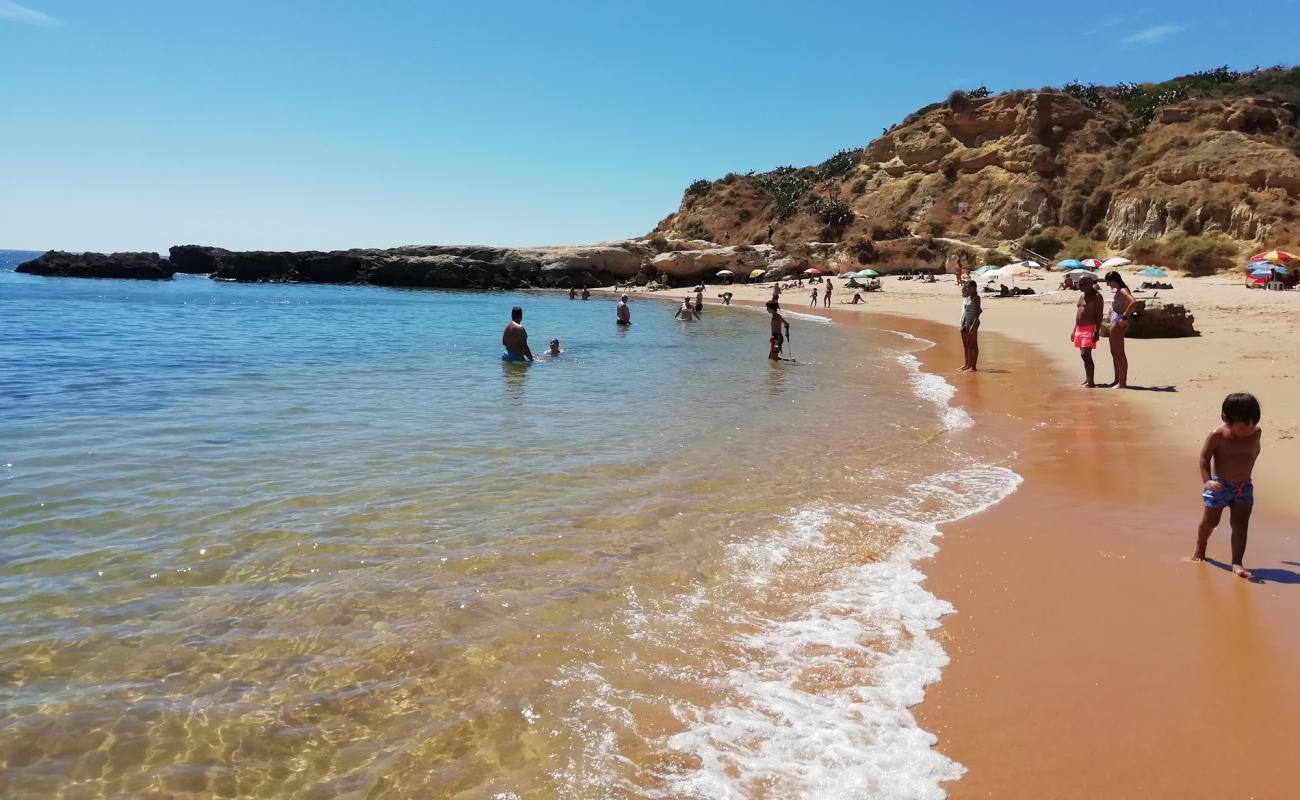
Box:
[753,167,814,222]
[681,220,711,241]
[984,249,1013,266]
[818,149,861,180]
[685,179,712,199]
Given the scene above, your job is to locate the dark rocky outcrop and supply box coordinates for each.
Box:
[1126,300,1200,338]
[16,251,174,280]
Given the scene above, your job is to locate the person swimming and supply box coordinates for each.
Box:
[674,297,699,321]
[546,338,562,356]
[616,294,632,325]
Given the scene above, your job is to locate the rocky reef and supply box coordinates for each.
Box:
[16,251,175,280]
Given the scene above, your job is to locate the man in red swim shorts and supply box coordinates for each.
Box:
[1071,274,1104,387]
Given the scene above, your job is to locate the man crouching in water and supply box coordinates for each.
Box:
[502,306,533,362]
[767,300,790,360]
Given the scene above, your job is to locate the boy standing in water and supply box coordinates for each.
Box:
[1192,393,1263,579]
[767,300,790,360]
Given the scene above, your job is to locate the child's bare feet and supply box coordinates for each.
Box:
[1188,554,1205,563]
[1232,564,1253,579]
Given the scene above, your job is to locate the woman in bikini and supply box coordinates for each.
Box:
[1104,271,1138,389]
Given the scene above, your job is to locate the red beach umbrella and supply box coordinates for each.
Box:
[803,267,822,275]
[1251,250,1295,264]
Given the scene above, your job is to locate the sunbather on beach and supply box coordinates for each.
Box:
[1071,275,1104,387]
[1192,393,1262,579]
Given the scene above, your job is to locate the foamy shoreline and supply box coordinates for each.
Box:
[601,277,1300,797]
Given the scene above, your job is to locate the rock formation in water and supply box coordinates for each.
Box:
[652,66,1300,272]
[16,251,175,280]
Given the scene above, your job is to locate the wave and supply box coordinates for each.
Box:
[897,353,973,431]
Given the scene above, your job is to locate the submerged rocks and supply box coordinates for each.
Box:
[16,251,174,280]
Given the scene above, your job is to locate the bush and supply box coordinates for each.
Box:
[818,149,861,180]
[984,249,1014,266]
[966,85,991,99]
[681,220,711,241]
[736,207,754,224]
[1127,234,1239,276]
[842,236,878,264]
[647,236,670,253]
[871,221,910,240]
[1063,80,1107,110]
[850,177,869,194]
[1090,223,1108,240]
[947,89,971,112]
[753,167,814,222]
[809,196,856,229]
[1021,232,1064,259]
[685,179,711,199]
[1291,137,1300,156]
[941,161,958,182]
[926,221,945,237]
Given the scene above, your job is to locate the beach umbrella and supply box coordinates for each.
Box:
[803,267,822,275]
[972,265,998,275]
[1136,268,1167,277]
[1081,258,1103,269]
[1014,259,1043,269]
[1101,257,1131,269]
[1064,268,1094,280]
[749,269,766,279]
[1250,268,1278,278]
[1056,258,1084,270]
[715,269,734,276]
[1251,250,1296,264]
[997,264,1031,277]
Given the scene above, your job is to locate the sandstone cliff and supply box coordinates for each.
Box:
[652,66,1300,271]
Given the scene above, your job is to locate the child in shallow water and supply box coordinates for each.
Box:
[546,338,562,356]
[1192,393,1263,579]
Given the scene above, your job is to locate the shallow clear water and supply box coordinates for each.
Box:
[0,257,1017,799]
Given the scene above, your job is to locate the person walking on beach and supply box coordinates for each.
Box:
[1070,275,1104,387]
[1104,271,1138,389]
[502,307,534,362]
[767,300,790,360]
[823,279,833,308]
[1192,393,1263,579]
[959,280,982,372]
[809,286,819,307]
[616,294,631,326]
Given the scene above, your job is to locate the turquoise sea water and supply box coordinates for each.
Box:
[0,254,1017,799]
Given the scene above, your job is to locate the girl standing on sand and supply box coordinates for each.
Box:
[959,280,981,372]
[1104,271,1138,389]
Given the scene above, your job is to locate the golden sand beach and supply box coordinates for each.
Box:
[608,272,1300,797]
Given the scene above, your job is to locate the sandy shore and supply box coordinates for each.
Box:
[609,273,1300,796]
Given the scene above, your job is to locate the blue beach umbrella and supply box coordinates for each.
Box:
[1250,268,1278,278]
[1056,259,1084,270]
[1136,268,1167,277]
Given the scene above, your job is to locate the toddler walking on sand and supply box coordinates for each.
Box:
[1192,393,1262,579]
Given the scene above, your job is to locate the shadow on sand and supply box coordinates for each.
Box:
[1205,557,1300,585]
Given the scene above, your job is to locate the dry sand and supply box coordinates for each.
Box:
[611,272,1300,797]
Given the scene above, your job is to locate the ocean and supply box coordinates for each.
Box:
[0,251,1019,799]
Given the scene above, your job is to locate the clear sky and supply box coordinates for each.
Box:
[2,0,1295,253]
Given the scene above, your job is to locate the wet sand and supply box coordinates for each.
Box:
[606,279,1300,797]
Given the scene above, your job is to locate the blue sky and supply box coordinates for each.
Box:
[2,0,1295,252]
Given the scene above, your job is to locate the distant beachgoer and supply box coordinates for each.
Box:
[771,283,782,304]
[1104,271,1138,389]
[547,338,563,356]
[694,284,704,308]
[616,294,632,326]
[850,291,863,304]
[767,300,790,360]
[767,223,775,243]
[809,287,819,307]
[581,287,591,300]
[1192,393,1263,579]
[959,280,982,372]
[823,279,833,308]
[720,292,733,305]
[1071,275,1104,387]
[569,287,577,300]
[694,296,703,315]
[502,307,534,362]
[674,297,698,321]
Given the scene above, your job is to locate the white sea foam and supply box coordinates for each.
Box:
[656,466,1023,800]
[897,352,973,431]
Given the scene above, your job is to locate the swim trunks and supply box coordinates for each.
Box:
[501,352,527,362]
[616,319,631,326]
[1072,325,1097,350]
[1203,477,1254,509]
